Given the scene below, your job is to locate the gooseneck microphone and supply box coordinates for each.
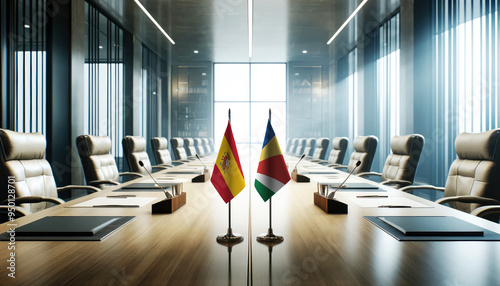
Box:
[139,160,173,199]
[327,160,361,199]
[293,154,306,173]
[195,154,208,171]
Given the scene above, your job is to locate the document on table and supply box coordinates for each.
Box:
[347,195,432,208]
[69,197,157,208]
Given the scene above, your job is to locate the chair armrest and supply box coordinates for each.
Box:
[0,205,30,218]
[357,172,382,178]
[3,196,65,205]
[119,172,144,178]
[88,179,120,188]
[436,196,500,206]
[152,165,170,171]
[380,180,413,188]
[399,185,445,193]
[331,165,347,169]
[57,185,101,193]
[471,205,500,218]
[158,164,175,168]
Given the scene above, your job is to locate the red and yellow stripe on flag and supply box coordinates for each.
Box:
[211,121,246,203]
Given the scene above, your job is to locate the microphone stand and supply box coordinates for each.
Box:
[327,161,361,199]
[139,160,172,198]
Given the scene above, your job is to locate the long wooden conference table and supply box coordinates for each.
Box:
[1,155,500,285]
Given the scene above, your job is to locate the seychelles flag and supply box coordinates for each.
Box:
[254,119,290,202]
[211,121,246,203]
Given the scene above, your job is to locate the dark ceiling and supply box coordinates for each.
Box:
[93,0,399,63]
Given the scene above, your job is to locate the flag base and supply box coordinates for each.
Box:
[257,228,284,244]
[216,228,244,244]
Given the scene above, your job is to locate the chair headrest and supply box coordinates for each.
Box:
[316,138,329,149]
[202,138,209,145]
[195,138,202,144]
[353,136,378,152]
[0,129,46,161]
[332,137,348,150]
[391,134,424,155]
[305,138,315,146]
[455,129,500,160]
[152,137,168,149]
[172,137,184,147]
[76,135,112,156]
[123,136,146,152]
[185,138,194,146]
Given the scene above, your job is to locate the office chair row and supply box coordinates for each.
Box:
[0,129,215,221]
[286,130,500,222]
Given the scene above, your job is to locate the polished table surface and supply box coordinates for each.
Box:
[1,155,500,285]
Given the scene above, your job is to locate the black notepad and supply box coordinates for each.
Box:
[330,182,379,189]
[121,182,174,189]
[378,216,484,236]
[16,216,120,236]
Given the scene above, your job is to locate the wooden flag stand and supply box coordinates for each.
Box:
[216,109,244,244]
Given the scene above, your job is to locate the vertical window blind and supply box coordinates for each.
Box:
[6,0,46,134]
[84,1,125,167]
[377,13,400,166]
[434,0,499,184]
[142,45,167,151]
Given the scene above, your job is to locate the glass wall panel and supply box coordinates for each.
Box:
[84,1,125,168]
[434,0,499,185]
[6,0,47,133]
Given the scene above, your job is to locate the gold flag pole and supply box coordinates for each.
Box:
[257,109,284,244]
[217,108,244,244]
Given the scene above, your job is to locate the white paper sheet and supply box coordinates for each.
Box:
[69,197,157,208]
[346,195,432,208]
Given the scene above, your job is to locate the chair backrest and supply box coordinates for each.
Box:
[328,137,348,165]
[303,138,316,157]
[122,136,152,175]
[290,138,299,154]
[184,138,197,157]
[170,137,188,160]
[295,138,306,156]
[444,129,500,213]
[381,134,425,184]
[209,138,215,154]
[76,135,120,184]
[194,138,205,156]
[0,129,58,214]
[312,138,330,160]
[286,139,292,153]
[151,137,173,165]
[202,138,211,154]
[347,136,378,174]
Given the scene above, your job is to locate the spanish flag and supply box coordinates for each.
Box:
[254,119,290,202]
[211,121,246,203]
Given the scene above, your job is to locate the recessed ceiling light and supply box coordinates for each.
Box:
[294,73,300,76]
[134,0,175,45]
[24,24,30,29]
[302,50,308,54]
[327,0,368,45]
[202,73,207,76]
[194,50,199,54]
[99,45,103,49]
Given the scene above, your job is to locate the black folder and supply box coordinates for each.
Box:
[378,216,484,236]
[15,216,119,236]
[0,216,135,241]
[121,182,174,189]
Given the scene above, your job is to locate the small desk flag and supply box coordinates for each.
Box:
[255,119,290,202]
[211,121,246,203]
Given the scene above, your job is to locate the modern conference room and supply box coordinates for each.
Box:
[1,0,500,285]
